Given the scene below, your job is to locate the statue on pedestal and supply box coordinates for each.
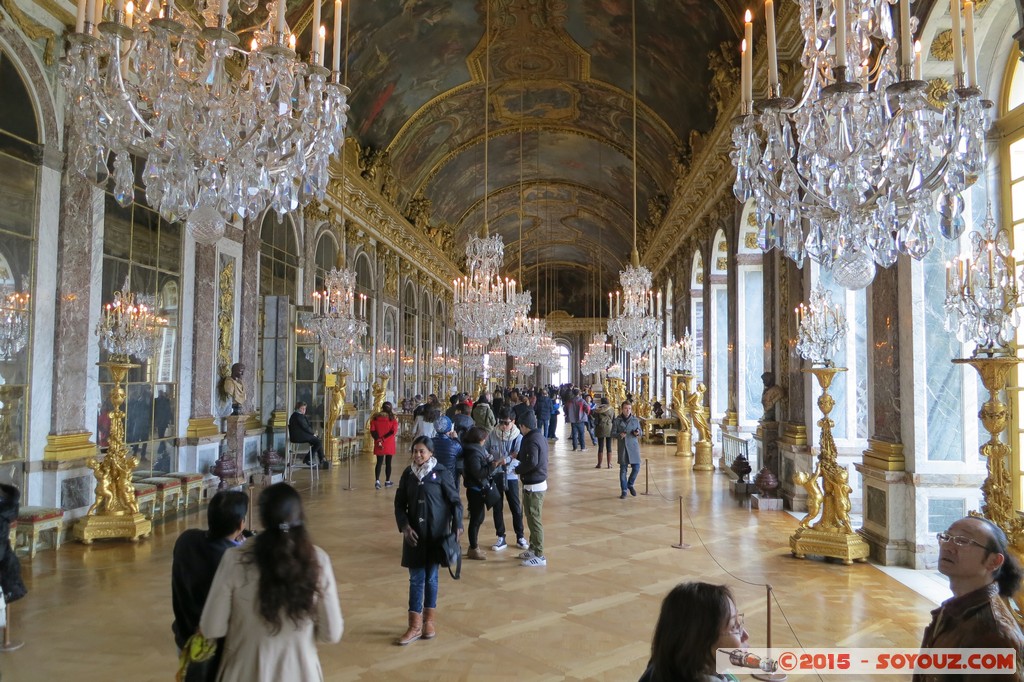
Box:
[687,383,712,443]
[760,371,786,423]
[220,363,247,416]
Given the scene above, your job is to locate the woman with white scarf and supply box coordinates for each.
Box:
[394,436,463,646]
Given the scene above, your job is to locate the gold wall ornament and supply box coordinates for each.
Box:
[0,0,57,65]
[926,78,953,110]
[217,259,235,379]
[670,372,694,458]
[688,383,715,471]
[73,359,152,544]
[929,30,953,61]
[789,366,870,565]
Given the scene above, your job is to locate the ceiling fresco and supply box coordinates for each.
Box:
[336,0,742,316]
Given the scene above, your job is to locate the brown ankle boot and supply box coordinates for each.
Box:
[396,611,422,646]
[422,607,436,639]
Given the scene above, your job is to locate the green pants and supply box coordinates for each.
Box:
[523,489,545,556]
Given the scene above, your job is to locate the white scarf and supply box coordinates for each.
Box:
[411,456,437,481]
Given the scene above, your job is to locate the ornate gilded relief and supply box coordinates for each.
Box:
[927,78,952,110]
[218,259,235,379]
[930,30,953,61]
[0,0,57,65]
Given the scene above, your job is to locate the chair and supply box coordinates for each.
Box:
[139,476,183,517]
[15,506,64,558]
[287,441,318,483]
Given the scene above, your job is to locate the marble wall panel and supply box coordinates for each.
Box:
[869,265,901,443]
[60,474,90,510]
[190,243,218,418]
[239,221,261,412]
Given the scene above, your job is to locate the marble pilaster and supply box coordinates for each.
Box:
[186,243,219,437]
[239,219,262,425]
[45,167,103,462]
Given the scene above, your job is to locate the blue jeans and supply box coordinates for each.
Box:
[619,463,640,492]
[547,414,558,438]
[570,422,586,449]
[408,563,439,612]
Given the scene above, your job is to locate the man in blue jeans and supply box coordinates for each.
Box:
[565,388,590,452]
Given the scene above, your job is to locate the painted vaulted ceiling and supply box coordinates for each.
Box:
[292,0,746,316]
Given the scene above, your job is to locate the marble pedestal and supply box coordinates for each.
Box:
[755,421,780,477]
[338,416,357,439]
[179,433,225,479]
[751,494,783,510]
[221,416,264,485]
[779,441,814,512]
[693,441,714,471]
[854,463,914,566]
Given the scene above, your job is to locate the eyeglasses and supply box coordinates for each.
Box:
[936,532,991,550]
[726,613,745,635]
[499,420,511,425]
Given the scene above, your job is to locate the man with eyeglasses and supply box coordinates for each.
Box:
[485,408,527,552]
[914,516,1024,682]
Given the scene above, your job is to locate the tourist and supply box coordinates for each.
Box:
[486,408,526,551]
[639,582,747,682]
[565,388,590,452]
[612,401,642,499]
[592,397,615,469]
[452,402,475,440]
[533,389,552,439]
[471,392,496,431]
[462,426,495,561]
[914,516,1024,681]
[288,401,327,468]
[394,436,463,645]
[547,388,560,440]
[412,405,438,440]
[370,401,399,490]
[172,490,249,682]
[585,393,598,446]
[200,483,343,680]
[515,410,549,567]
[0,483,26,604]
[430,415,464,491]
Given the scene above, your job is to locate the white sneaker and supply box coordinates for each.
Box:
[517,549,535,560]
[491,537,507,551]
[522,555,547,567]
[516,537,529,550]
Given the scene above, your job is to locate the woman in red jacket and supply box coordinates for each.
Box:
[371,402,400,489]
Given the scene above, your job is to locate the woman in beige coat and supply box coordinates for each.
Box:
[200,483,343,681]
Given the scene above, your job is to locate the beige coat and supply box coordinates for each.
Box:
[200,544,344,682]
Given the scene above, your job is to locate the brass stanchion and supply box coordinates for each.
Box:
[671,496,691,549]
[344,450,354,491]
[752,584,787,681]
[641,458,650,495]
[0,603,24,652]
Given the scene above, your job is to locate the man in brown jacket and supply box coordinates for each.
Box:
[915,515,1024,681]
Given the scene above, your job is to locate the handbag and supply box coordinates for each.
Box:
[440,532,461,579]
[481,479,502,509]
[176,632,218,682]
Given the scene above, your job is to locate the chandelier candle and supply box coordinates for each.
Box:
[951,0,963,78]
[75,0,86,32]
[899,0,910,70]
[964,1,976,88]
[835,0,846,69]
[312,0,321,54]
[765,0,778,87]
[742,10,752,104]
[319,26,326,67]
[333,0,342,72]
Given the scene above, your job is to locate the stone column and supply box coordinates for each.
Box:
[44,171,104,464]
[855,261,912,565]
[186,243,220,438]
[239,221,262,429]
[724,220,739,435]
[755,246,781,484]
[777,254,812,509]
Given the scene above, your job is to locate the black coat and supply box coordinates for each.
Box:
[288,411,317,442]
[462,443,493,490]
[0,484,25,603]
[394,463,463,569]
[516,429,549,486]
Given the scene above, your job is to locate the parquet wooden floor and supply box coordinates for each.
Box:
[0,432,940,681]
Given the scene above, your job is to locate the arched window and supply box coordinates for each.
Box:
[691,251,705,385]
[420,289,433,395]
[709,230,729,421]
[259,212,298,299]
[313,231,337,291]
[736,203,764,427]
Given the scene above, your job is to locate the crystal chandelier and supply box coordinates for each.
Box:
[581,332,611,376]
[375,345,396,378]
[503,296,546,359]
[61,0,350,226]
[944,210,1023,356]
[606,362,624,380]
[633,353,651,376]
[796,285,848,365]
[608,0,663,353]
[0,283,30,362]
[96,277,165,360]
[401,352,415,381]
[309,264,367,368]
[662,329,695,374]
[732,0,987,282]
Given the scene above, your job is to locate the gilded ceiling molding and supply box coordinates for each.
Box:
[930,30,953,61]
[322,154,461,293]
[0,0,57,65]
[643,2,802,278]
[926,78,952,109]
[543,315,606,334]
[302,202,331,229]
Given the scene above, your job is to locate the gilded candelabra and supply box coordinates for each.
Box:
[945,215,1024,621]
[633,354,652,420]
[788,287,868,564]
[77,280,161,543]
[324,368,349,463]
[605,363,626,410]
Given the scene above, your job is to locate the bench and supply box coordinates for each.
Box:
[165,472,205,508]
[133,482,157,519]
[16,506,64,558]
[138,476,183,517]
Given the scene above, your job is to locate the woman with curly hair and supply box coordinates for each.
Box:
[200,483,343,681]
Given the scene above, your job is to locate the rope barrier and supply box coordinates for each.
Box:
[0,603,23,652]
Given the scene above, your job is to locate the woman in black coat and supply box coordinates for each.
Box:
[0,484,26,604]
[461,426,495,562]
[394,436,462,646]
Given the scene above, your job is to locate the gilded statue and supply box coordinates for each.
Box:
[817,462,854,534]
[672,380,691,434]
[220,362,247,415]
[405,193,433,231]
[86,457,113,516]
[687,383,712,443]
[760,371,786,423]
[793,466,823,529]
[371,379,387,414]
[707,41,740,121]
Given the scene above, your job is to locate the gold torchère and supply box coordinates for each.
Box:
[0,384,23,460]
[324,369,349,463]
[74,359,152,544]
[688,383,714,471]
[670,372,694,458]
[634,373,652,419]
[605,375,625,411]
[789,366,869,564]
[474,376,486,399]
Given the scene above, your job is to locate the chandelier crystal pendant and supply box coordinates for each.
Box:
[503,294,546,359]
[60,0,350,228]
[662,329,695,374]
[96,277,166,361]
[795,285,848,366]
[581,332,612,376]
[944,210,1024,356]
[309,263,368,368]
[731,0,987,283]
[0,282,30,362]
